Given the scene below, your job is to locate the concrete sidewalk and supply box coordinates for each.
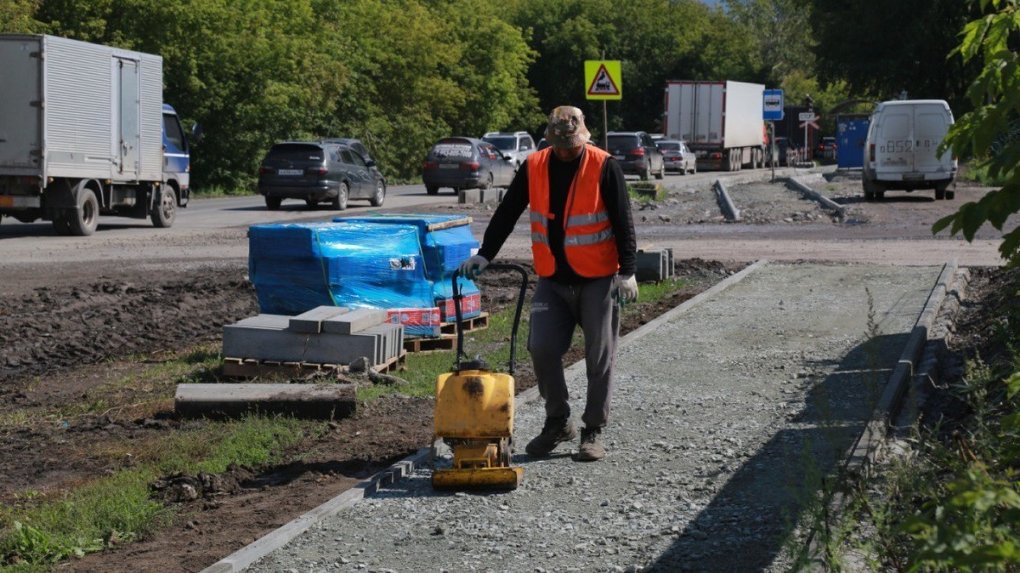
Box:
[235,261,947,573]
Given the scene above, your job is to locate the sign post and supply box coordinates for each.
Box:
[585,60,622,149]
[763,90,784,180]
[799,112,818,162]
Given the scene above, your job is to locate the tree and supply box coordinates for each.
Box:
[725,0,815,85]
[933,0,1020,263]
[505,0,755,134]
[0,0,43,33]
[810,0,977,106]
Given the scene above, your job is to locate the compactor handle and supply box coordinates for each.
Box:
[451,263,529,375]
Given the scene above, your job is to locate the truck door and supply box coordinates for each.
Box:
[115,57,140,179]
[0,37,42,171]
[913,104,951,174]
[876,108,912,176]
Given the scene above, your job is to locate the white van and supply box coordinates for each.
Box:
[862,99,957,200]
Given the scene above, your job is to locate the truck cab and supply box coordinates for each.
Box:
[161,104,191,207]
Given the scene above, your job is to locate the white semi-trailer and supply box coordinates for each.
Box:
[663,80,766,171]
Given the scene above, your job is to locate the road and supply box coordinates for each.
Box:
[0,166,1004,272]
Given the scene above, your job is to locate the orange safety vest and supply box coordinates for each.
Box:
[527,147,620,278]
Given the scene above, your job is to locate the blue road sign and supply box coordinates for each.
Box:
[763,89,784,121]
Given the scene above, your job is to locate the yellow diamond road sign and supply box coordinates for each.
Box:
[585,60,622,101]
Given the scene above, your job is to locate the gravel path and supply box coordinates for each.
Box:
[244,261,945,573]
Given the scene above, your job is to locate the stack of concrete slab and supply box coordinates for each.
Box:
[635,248,675,283]
[222,306,403,369]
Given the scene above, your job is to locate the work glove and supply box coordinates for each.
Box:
[459,255,489,280]
[617,274,639,304]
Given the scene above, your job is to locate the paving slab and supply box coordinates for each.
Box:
[239,262,947,573]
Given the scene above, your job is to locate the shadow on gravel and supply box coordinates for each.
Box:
[648,332,908,572]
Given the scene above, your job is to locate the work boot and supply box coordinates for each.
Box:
[525,417,577,457]
[573,426,606,462]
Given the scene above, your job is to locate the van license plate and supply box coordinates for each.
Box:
[278,169,303,176]
[440,163,458,169]
[613,155,625,160]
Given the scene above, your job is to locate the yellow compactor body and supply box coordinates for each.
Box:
[433,262,529,491]
[432,368,523,489]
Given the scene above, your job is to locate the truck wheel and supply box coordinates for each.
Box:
[331,182,349,210]
[369,179,385,207]
[151,187,176,228]
[946,190,956,200]
[863,178,881,201]
[265,196,282,210]
[426,185,439,196]
[68,188,99,236]
[934,183,948,200]
[305,198,319,208]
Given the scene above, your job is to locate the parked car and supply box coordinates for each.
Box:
[817,136,838,161]
[655,139,697,174]
[320,137,386,195]
[481,131,536,170]
[422,137,515,195]
[537,137,550,151]
[606,131,665,180]
[257,141,386,210]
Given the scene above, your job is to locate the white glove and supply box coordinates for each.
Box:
[459,255,489,280]
[618,274,638,303]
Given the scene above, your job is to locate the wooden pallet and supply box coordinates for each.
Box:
[439,312,490,335]
[222,351,406,379]
[403,335,456,354]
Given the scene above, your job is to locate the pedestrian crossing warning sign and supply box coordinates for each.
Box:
[584,60,622,101]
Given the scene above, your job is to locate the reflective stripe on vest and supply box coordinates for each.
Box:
[526,147,620,278]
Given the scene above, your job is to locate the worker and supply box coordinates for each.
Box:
[458,105,638,462]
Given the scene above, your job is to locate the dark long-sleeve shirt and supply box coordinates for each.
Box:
[477,148,637,283]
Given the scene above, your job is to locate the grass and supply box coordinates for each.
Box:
[0,341,315,572]
[358,277,689,401]
[960,161,1009,187]
[0,415,308,571]
[189,185,255,199]
[810,277,1020,571]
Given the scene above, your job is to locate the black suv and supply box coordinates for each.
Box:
[257,141,386,210]
[606,131,665,180]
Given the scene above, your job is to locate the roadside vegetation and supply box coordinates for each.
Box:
[0,0,982,191]
[0,415,309,572]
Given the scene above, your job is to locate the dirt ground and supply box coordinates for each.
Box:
[0,171,1011,572]
[0,252,734,573]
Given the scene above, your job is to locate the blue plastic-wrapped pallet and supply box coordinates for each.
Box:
[248,222,434,316]
[337,214,481,319]
[338,214,478,280]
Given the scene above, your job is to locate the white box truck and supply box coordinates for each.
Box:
[0,34,192,236]
[862,99,957,201]
[663,80,766,171]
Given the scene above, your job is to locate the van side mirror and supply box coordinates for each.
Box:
[190,123,204,144]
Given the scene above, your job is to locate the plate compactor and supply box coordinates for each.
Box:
[432,263,528,490]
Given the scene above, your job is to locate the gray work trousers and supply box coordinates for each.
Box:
[526,275,620,429]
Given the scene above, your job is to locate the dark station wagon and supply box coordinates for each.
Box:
[257,141,385,210]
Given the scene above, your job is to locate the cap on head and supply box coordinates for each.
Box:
[544,106,591,149]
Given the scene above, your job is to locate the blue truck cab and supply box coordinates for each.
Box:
[162,104,191,207]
